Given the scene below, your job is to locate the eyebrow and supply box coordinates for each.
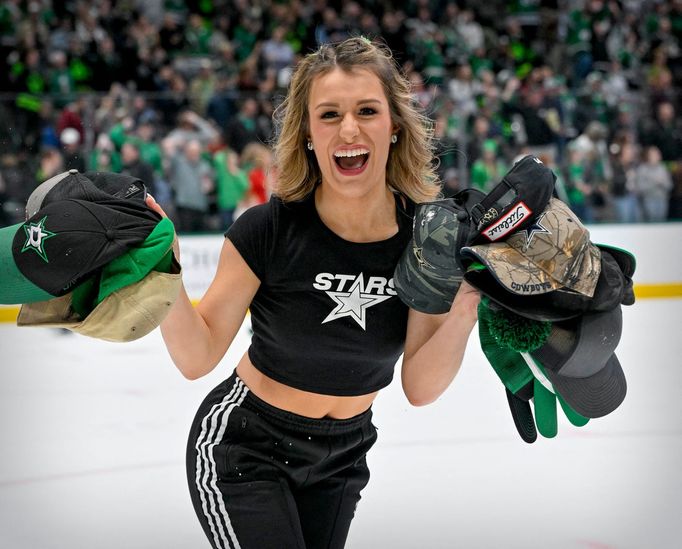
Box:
[314,99,383,110]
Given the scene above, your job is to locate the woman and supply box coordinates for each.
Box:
[147,37,479,549]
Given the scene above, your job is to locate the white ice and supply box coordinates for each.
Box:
[0,299,680,549]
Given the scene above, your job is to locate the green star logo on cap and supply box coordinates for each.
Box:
[21,217,56,262]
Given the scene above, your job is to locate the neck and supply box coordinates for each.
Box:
[314,184,398,243]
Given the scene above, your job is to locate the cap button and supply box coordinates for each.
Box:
[68,169,79,174]
[105,229,117,240]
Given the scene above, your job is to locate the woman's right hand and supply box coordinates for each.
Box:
[146,194,180,260]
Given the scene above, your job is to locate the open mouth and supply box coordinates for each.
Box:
[334,149,370,172]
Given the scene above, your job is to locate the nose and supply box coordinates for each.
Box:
[339,113,359,142]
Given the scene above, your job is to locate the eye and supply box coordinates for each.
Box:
[321,111,338,119]
[359,107,377,116]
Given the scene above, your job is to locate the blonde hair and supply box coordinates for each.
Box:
[272,37,441,203]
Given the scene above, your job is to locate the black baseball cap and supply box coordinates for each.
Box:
[468,155,556,244]
[531,305,627,418]
[0,198,159,304]
[26,169,148,219]
[17,216,182,342]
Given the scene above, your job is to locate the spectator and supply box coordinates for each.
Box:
[213,147,249,229]
[205,74,237,129]
[188,59,218,116]
[89,133,121,172]
[184,14,212,55]
[570,121,613,221]
[159,13,185,54]
[47,50,75,107]
[166,110,219,150]
[163,137,213,232]
[131,121,164,178]
[240,142,272,208]
[432,107,460,185]
[634,146,673,222]
[470,139,507,193]
[504,84,559,162]
[640,101,682,162]
[59,127,86,173]
[9,48,46,151]
[609,141,641,223]
[448,64,477,119]
[224,97,260,154]
[261,25,295,80]
[564,145,593,223]
[120,141,156,194]
[668,161,682,221]
[0,152,33,224]
[55,99,85,146]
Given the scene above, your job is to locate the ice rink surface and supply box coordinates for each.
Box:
[0,299,680,549]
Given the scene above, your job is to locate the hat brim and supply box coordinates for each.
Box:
[394,243,458,314]
[596,243,636,278]
[464,268,583,321]
[462,243,564,295]
[461,240,601,298]
[543,354,627,418]
[531,306,625,418]
[0,222,55,304]
[17,269,182,342]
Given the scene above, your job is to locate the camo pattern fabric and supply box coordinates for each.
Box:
[394,199,473,314]
[461,198,602,297]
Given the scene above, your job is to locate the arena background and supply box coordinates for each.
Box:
[1,1,682,548]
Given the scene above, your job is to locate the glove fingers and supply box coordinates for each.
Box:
[533,379,558,438]
[558,393,590,427]
[505,388,537,443]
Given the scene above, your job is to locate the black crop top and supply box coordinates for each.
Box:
[225,190,414,396]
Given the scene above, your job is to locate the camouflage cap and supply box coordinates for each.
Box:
[461,198,602,297]
[464,247,631,322]
[394,198,475,314]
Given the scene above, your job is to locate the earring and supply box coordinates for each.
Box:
[391,134,398,144]
[307,141,314,150]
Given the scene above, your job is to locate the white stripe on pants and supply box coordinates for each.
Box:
[194,378,249,549]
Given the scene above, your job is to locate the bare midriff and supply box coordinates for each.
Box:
[235,354,378,419]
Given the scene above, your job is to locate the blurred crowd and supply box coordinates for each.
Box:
[1,0,681,232]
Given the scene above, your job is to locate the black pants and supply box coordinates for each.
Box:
[186,372,378,549]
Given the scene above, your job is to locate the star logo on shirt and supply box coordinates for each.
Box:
[21,217,56,262]
[321,273,392,330]
[518,213,551,250]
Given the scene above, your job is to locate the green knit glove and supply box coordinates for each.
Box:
[478,299,589,443]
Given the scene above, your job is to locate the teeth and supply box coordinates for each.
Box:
[334,149,369,158]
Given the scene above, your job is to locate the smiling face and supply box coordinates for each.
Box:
[307,67,395,199]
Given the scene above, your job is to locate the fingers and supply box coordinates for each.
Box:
[453,280,481,320]
[145,194,168,218]
[145,194,180,259]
